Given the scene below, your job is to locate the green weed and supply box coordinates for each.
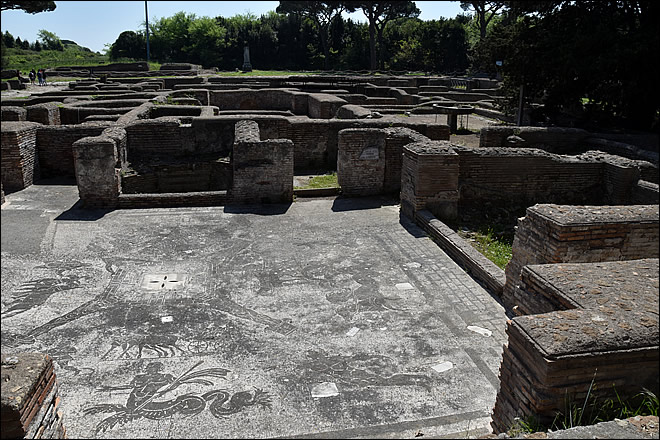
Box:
[457,225,513,269]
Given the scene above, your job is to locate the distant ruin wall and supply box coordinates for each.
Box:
[1,106,27,121]
[502,204,659,313]
[209,89,309,115]
[1,121,41,192]
[26,102,61,126]
[479,126,590,152]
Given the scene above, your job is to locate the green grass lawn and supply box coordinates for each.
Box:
[5,48,161,74]
[215,70,321,77]
[294,172,339,190]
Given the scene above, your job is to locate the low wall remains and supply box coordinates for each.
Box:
[1,352,66,439]
[502,204,659,314]
[479,126,590,152]
[491,258,659,433]
[401,141,460,221]
[1,106,27,121]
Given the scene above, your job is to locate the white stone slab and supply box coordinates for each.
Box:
[311,382,339,398]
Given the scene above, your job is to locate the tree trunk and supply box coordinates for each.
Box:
[377,27,384,70]
[319,27,330,70]
[368,20,377,71]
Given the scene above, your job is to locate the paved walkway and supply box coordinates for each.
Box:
[1,181,508,439]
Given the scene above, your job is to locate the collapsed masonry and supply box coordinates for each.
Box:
[2,72,659,436]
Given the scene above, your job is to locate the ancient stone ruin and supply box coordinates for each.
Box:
[1,70,658,438]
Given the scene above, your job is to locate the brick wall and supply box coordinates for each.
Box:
[307,93,348,119]
[60,106,134,125]
[150,105,203,118]
[231,120,294,204]
[121,159,231,194]
[383,127,431,193]
[209,89,309,115]
[125,118,184,158]
[1,121,41,192]
[117,191,228,208]
[36,123,112,178]
[455,147,604,209]
[502,204,659,313]
[632,180,659,204]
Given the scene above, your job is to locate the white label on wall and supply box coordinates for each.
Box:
[359,146,379,160]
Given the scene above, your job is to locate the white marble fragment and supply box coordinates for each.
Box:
[431,361,454,373]
[467,325,492,337]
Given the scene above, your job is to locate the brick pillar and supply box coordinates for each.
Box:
[231,120,294,204]
[400,141,459,221]
[337,128,385,196]
[72,128,125,208]
[1,121,41,192]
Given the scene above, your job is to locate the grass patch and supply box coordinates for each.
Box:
[551,385,659,431]
[294,172,338,190]
[507,372,659,436]
[215,70,321,77]
[456,224,513,269]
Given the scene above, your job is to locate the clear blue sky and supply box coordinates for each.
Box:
[1,1,468,53]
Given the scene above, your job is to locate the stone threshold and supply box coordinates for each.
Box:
[117,190,228,208]
[293,187,340,198]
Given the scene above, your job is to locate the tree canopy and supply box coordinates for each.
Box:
[0,1,55,13]
[347,1,420,70]
[474,0,659,130]
[276,1,350,70]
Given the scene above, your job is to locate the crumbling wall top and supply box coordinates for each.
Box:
[529,203,659,225]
